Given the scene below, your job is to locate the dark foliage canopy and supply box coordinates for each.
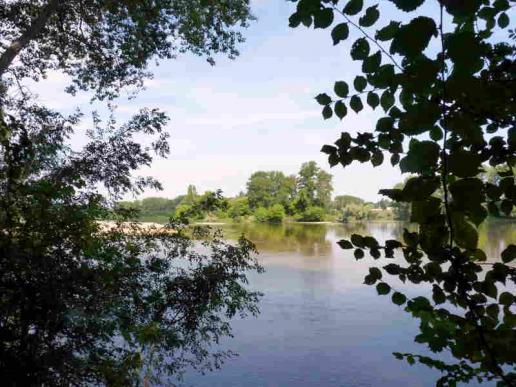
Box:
[290,0,515,385]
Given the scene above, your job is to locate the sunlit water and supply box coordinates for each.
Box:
[181,220,515,387]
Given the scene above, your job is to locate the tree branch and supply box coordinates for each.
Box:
[0,0,60,77]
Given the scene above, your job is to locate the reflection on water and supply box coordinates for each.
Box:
[183,220,514,387]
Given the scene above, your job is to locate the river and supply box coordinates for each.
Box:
[182,220,515,387]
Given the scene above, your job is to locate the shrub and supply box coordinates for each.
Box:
[297,206,326,222]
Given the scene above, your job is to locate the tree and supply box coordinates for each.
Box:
[290,0,515,385]
[297,161,334,208]
[332,194,364,211]
[183,184,199,205]
[0,0,254,99]
[0,1,262,384]
[246,171,296,209]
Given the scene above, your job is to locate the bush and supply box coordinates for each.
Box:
[228,197,251,219]
[267,204,285,223]
[297,206,326,222]
[254,205,285,223]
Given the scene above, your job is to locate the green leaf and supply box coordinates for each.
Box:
[314,8,334,29]
[376,282,391,295]
[399,140,440,174]
[389,0,425,12]
[376,21,400,41]
[359,5,380,27]
[501,245,515,263]
[334,101,348,119]
[367,92,380,109]
[384,263,401,275]
[316,93,332,105]
[447,150,482,178]
[451,213,478,249]
[354,76,367,92]
[390,17,437,58]
[337,239,353,249]
[343,0,363,16]
[392,292,407,305]
[499,291,514,306]
[350,95,363,113]
[351,38,370,60]
[321,144,337,154]
[362,51,382,73]
[371,150,384,167]
[322,105,333,119]
[354,248,365,259]
[380,90,395,111]
[334,81,349,98]
[429,126,443,141]
[351,233,364,247]
[498,12,509,28]
[331,23,350,45]
[432,285,446,305]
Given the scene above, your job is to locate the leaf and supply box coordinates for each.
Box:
[451,213,478,249]
[501,245,515,263]
[351,233,364,247]
[376,282,391,295]
[354,248,365,259]
[389,0,425,12]
[334,101,348,119]
[343,0,363,16]
[337,239,353,249]
[497,12,509,28]
[321,144,337,154]
[351,38,370,60]
[376,21,400,41]
[322,105,333,119]
[334,81,349,98]
[331,23,350,45]
[447,150,482,178]
[392,292,406,305]
[390,17,437,58]
[354,76,367,92]
[384,263,401,275]
[350,95,363,113]
[371,150,384,167]
[362,51,382,73]
[359,5,380,27]
[314,8,334,29]
[399,140,440,174]
[499,292,514,306]
[316,93,332,105]
[367,92,380,109]
[380,90,395,111]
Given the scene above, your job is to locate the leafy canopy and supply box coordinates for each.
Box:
[290,0,515,385]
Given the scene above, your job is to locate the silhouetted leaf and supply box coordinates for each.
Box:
[351,38,370,60]
[334,101,348,119]
[391,17,437,58]
[376,282,391,295]
[343,0,363,16]
[359,5,380,27]
[316,93,332,105]
[332,23,350,45]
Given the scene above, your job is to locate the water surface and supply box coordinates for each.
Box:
[183,220,515,387]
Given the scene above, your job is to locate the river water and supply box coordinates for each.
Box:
[182,221,515,387]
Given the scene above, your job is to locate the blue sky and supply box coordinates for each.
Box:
[36,0,415,202]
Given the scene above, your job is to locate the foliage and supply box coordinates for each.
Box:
[228,196,252,219]
[332,194,365,210]
[0,0,254,99]
[290,0,516,385]
[297,160,334,208]
[253,204,285,223]
[0,1,261,384]
[297,206,326,222]
[246,171,296,209]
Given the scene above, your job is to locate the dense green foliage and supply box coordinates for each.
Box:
[289,0,515,385]
[0,1,263,385]
[118,161,401,224]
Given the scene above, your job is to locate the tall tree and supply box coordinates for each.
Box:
[246,171,296,209]
[297,161,334,208]
[0,0,253,98]
[0,1,261,385]
[290,0,515,385]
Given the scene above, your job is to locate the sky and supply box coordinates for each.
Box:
[34,0,412,202]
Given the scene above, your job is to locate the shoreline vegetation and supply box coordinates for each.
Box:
[114,161,514,225]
